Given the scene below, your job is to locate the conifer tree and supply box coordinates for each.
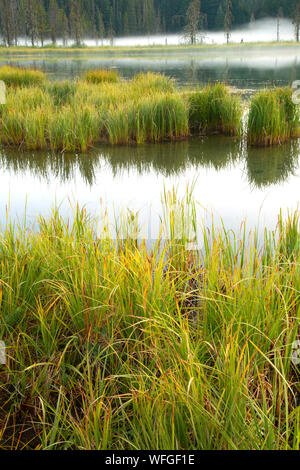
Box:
[277,7,283,42]
[49,0,59,45]
[59,9,69,46]
[127,0,137,35]
[185,0,206,45]
[0,0,14,46]
[224,0,233,44]
[97,8,105,45]
[69,0,83,46]
[0,0,299,48]
[25,0,39,46]
[37,1,48,47]
[294,0,300,42]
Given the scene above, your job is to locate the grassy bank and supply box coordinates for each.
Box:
[0,67,242,152]
[0,195,299,450]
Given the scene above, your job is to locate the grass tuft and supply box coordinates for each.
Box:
[247,87,300,146]
[83,69,119,84]
[0,65,47,87]
[188,83,242,136]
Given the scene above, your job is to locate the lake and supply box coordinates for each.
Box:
[1,137,299,240]
[0,43,299,238]
[1,46,300,90]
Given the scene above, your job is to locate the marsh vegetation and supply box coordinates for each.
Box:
[248,88,300,146]
[0,66,242,152]
[0,51,298,453]
[0,193,299,450]
[0,66,299,153]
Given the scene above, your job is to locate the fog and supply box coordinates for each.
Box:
[16,17,296,48]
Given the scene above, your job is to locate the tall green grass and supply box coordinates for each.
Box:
[188,83,242,136]
[0,72,191,150]
[2,68,300,151]
[0,65,47,87]
[132,71,175,94]
[83,69,119,84]
[248,87,300,146]
[46,80,77,106]
[0,196,299,450]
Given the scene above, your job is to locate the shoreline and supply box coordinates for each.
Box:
[0,41,299,57]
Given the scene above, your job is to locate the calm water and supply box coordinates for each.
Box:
[0,45,300,235]
[1,50,300,89]
[1,138,299,237]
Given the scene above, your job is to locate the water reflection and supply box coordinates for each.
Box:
[0,137,298,190]
[246,140,300,189]
[0,149,97,186]
[1,50,300,89]
[100,138,242,177]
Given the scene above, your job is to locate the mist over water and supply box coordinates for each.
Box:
[104,17,296,47]
[8,17,299,90]
[15,17,296,48]
[2,49,300,90]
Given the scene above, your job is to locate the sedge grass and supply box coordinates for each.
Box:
[132,71,175,94]
[0,65,47,88]
[0,73,191,150]
[46,80,77,106]
[83,69,119,84]
[188,83,242,136]
[247,87,300,146]
[1,68,299,152]
[0,193,299,450]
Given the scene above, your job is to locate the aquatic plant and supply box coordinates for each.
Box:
[0,72,190,150]
[46,80,77,106]
[134,92,189,143]
[48,105,102,152]
[247,87,300,146]
[132,71,175,94]
[0,195,299,450]
[0,65,47,87]
[188,83,242,136]
[2,68,298,152]
[83,68,119,84]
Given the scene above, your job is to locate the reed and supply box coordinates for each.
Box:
[0,65,47,87]
[46,80,77,106]
[1,86,52,150]
[132,71,176,94]
[46,103,102,152]
[0,73,190,150]
[83,68,119,84]
[0,194,299,450]
[3,68,300,152]
[188,83,242,136]
[134,92,189,143]
[247,87,300,146]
